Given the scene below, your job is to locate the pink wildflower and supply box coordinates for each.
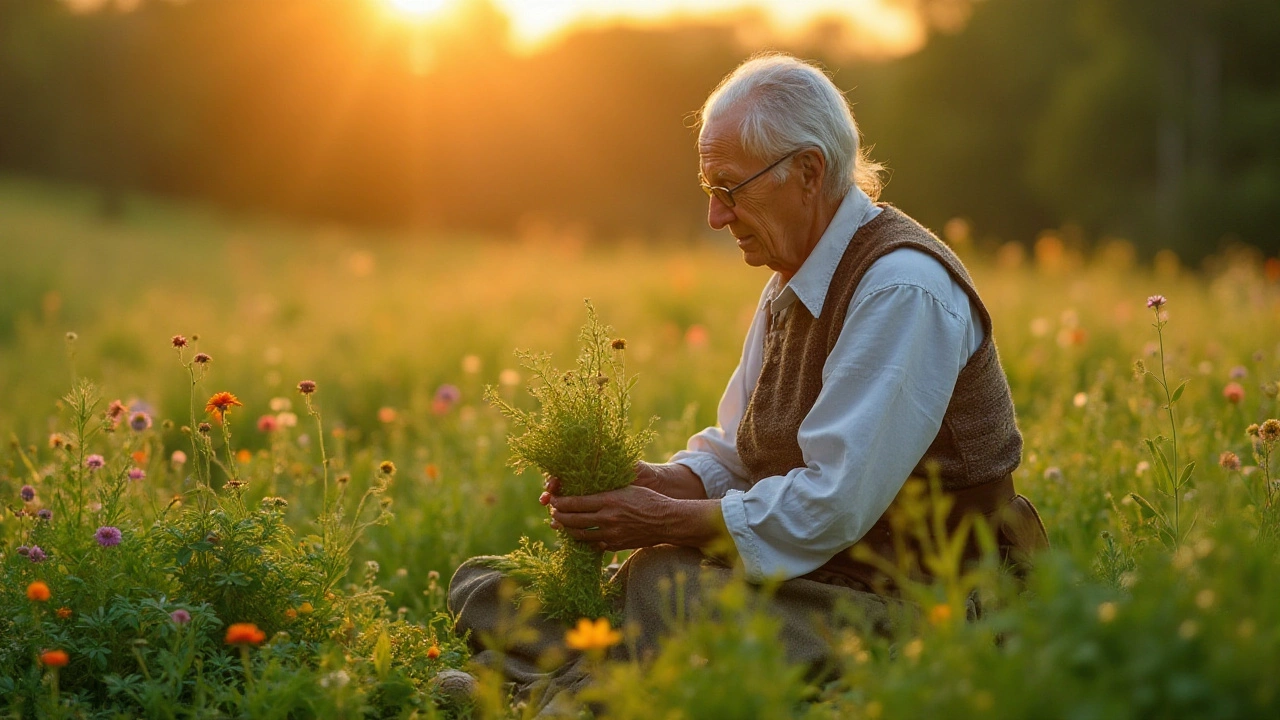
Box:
[1223,382,1245,404]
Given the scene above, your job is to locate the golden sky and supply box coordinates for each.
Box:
[383,0,922,55]
[69,0,924,57]
[487,0,922,52]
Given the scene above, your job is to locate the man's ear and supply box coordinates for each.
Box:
[796,148,825,196]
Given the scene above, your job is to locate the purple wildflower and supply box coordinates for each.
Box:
[434,384,462,404]
[38,508,52,521]
[129,412,152,432]
[28,545,46,563]
[1146,295,1167,309]
[128,467,146,481]
[1229,365,1247,380]
[20,485,35,502]
[95,526,123,547]
[85,454,105,470]
[17,545,30,556]
[170,609,191,625]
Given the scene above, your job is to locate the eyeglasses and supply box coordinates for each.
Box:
[699,150,800,208]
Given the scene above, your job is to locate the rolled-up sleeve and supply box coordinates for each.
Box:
[721,277,974,582]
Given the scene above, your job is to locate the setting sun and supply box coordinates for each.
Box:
[385,0,447,19]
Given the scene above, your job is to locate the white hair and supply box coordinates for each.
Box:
[697,52,884,201]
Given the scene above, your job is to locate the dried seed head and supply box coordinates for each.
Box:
[198,422,211,434]
[611,338,627,350]
[193,353,212,364]
[297,380,317,394]
[1261,419,1280,443]
[1219,451,1241,471]
[171,335,188,348]
[379,461,396,476]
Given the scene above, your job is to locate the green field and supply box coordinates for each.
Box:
[2,175,1279,717]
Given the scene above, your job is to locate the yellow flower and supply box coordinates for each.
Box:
[297,602,314,615]
[565,617,622,651]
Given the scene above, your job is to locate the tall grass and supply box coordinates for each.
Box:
[2,175,1279,717]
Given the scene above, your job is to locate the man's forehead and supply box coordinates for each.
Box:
[698,119,746,178]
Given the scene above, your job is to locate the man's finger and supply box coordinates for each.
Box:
[549,493,606,513]
[550,507,603,529]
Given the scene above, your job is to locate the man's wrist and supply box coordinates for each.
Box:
[664,497,726,547]
[654,462,709,500]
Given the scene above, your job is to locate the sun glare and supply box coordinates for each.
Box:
[386,0,447,19]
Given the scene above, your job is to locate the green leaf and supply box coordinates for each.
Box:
[1170,380,1188,404]
[1128,492,1164,522]
[372,630,392,678]
[1154,447,1175,489]
[1176,461,1196,489]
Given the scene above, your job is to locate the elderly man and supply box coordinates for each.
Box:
[450,52,1048,705]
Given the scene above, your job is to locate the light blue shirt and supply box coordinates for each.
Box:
[672,186,984,582]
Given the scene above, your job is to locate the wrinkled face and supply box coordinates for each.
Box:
[698,108,811,276]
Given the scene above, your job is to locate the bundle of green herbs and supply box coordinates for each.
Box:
[484,301,656,621]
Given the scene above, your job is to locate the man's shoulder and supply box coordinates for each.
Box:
[857,247,960,302]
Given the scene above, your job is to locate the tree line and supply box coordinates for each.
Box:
[0,0,1276,259]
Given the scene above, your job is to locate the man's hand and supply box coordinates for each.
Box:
[547,484,675,551]
[539,479,725,552]
[537,462,707,506]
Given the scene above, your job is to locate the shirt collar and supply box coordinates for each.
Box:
[771,185,877,318]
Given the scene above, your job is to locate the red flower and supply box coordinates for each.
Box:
[205,392,243,420]
[40,650,69,667]
[225,622,266,645]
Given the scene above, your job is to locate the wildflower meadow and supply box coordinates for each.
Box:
[3,176,1280,718]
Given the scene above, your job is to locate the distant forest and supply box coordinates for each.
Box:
[1,0,1277,259]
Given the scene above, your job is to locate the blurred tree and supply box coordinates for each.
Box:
[0,0,1275,256]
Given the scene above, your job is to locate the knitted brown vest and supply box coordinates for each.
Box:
[735,206,1022,492]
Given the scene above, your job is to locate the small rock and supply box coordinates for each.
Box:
[429,669,479,705]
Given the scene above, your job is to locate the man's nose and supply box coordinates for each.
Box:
[707,195,735,230]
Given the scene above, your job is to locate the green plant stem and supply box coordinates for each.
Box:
[1153,313,1181,544]
[239,646,255,692]
[305,396,330,546]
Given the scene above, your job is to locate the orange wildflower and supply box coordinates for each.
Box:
[205,391,244,420]
[427,644,441,660]
[425,463,440,481]
[565,617,622,651]
[284,608,298,620]
[56,607,73,620]
[132,449,148,465]
[26,581,51,602]
[928,603,953,626]
[225,622,266,645]
[40,649,69,667]
[236,448,252,464]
